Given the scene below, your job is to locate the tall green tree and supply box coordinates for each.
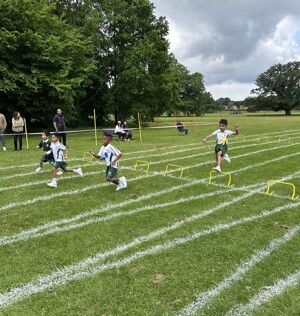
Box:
[251,61,300,115]
[168,56,215,115]
[0,0,95,126]
[98,0,175,122]
[53,0,177,123]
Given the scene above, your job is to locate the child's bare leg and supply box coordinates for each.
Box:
[52,167,58,178]
[217,151,223,166]
[107,176,119,185]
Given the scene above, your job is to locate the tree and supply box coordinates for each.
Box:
[0,0,95,126]
[251,61,300,115]
[167,56,215,115]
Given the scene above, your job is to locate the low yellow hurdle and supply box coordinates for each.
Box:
[135,160,150,173]
[209,170,232,187]
[266,180,299,201]
[234,134,246,141]
[256,136,268,141]
[82,152,94,162]
[164,164,184,178]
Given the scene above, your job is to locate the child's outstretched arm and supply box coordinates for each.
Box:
[203,133,214,143]
[89,148,101,159]
[233,124,239,135]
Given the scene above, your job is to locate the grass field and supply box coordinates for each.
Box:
[1,112,300,315]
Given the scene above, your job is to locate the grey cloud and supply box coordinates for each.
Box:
[152,0,300,98]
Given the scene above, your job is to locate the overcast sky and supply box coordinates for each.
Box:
[151,0,300,101]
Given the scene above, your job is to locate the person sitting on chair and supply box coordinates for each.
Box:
[123,120,132,141]
[114,121,125,141]
[176,121,185,133]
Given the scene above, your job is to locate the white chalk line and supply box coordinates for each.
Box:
[0,184,261,247]
[0,147,298,236]
[2,164,300,248]
[225,269,300,316]
[1,191,300,308]
[1,130,299,180]
[1,137,299,194]
[0,148,299,246]
[177,224,300,315]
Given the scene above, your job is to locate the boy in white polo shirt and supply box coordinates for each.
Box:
[89,133,127,191]
[203,119,239,173]
[46,133,83,188]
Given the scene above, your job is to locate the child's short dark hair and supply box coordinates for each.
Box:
[219,119,228,125]
[52,132,60,138]
[103,133,112,139]
[42,129,50,136]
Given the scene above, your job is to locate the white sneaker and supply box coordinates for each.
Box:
[75,168,83,177]
[35,167,42,172]
[224,154,231,163]
[47,181,57,188]
[116,183,124,191]
[3,147,6,151]
[213,166,221,173]
[57,170,63,175]
[119,176,127,188]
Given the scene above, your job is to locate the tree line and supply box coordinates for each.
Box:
[0,0,216,129]
[1,0,299,131]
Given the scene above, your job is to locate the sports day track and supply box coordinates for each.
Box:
[1,129,300,315]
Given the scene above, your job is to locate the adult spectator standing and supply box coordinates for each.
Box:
[12,111,24,151]
[0,112,7,150]
[53,108,67,147]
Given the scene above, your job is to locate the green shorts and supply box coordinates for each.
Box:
[106,166,118,178]
[215,144,228,157]
[53,161,68,170]
[40,156,55,165]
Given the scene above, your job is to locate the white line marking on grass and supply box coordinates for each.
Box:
[0,162,99,180]
[1,138,299,190]
[0,171,104,192]
[1,193,300,308]
[0,148,299,216]
[177,225,300,315]
[225,269,300,316]
[0,185,259,246]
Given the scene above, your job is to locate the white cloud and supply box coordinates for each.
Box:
[152,0,300,100]
[206,81,255,101]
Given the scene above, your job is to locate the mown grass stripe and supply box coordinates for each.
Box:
[225,269,300,316]
[1,195,300,308]
[177,225,300,315]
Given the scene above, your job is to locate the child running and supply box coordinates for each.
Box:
[203,119,239,173]
[46,133,83,188]
[89,133,127,191]
[35,130,62,175]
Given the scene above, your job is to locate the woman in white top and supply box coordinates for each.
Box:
[114,120,125,140]
[12,111,24,150]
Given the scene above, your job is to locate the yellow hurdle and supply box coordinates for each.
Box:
[209,170,232,187]
[82,152,94,162]
[164,164,184,178]
[135,160,150,173]
[256,136,268,141]
[234,134,245,141]
[278,137,292,143]
[266,180,299,201]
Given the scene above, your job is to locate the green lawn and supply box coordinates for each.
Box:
[1,112,300,315]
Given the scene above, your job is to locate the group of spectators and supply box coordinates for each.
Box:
[0,111,25,151]
[0,108,67,151]
[114,120,133,141]
[0,109,134,152]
